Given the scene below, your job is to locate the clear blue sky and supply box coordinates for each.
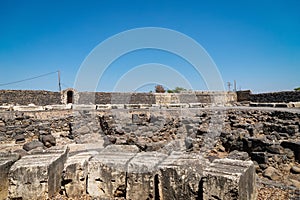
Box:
[0,0,299,93]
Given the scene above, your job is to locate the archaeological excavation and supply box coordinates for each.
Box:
[0,89,300,200]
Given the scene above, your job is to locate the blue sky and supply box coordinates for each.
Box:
[0,0,299,93]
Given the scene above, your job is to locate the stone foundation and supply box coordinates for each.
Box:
[0,144,256,200]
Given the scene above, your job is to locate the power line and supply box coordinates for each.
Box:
[0,71,59,87]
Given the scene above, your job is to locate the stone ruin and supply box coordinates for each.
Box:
[0,89,300,199]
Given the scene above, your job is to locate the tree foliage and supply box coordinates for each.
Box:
[155,85,165,93]
[173,87,187,93]
[295,87,300,91]
[167,87,187,93]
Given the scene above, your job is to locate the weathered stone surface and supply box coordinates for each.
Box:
[203,158,256,200]
[157,152,205,200]
[75,126,90,135]
[44,104,72,110]
[13,148,28,157]
[68,142,104,156]
[247,90,300,103]
[289,101,300,108]
[14,134,25,144]
[23,140,45,151]
[40,134,56,147]
[0,90,62,106]
[72,104,97,110]
[263,166,281,180]
[0,153,20,200]
[8,146,69,200]
[290,179,300,188]
[228,150,250,161]
[126,152,167,200]
[250,152,268,164]
[62,151,94,198]
[291,165,300,174]
[281,141,300,162]
[13,105,44,111]
[101,144,140,153]
[87,152,136,199]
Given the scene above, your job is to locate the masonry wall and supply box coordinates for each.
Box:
[0,90,236,106]
[78,92,156,104]
[154,92,236,104]
[236,90,251,102]
[250,91,300,103]
[74,91,236,105]
[237,90,300,103]
[0,90,62,106]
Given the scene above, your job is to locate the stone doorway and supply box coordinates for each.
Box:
[67,91,73,104]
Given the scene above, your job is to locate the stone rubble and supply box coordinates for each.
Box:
[0,106,299,199]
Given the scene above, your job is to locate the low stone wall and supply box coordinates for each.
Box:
[78,92,156,105]
[78,91,236,105]
[236,90,251,102]
[0,90,236,106]
[237,90,300,103]
[151,91,236,105]
[0,110,73,143]
[2,89,300,105]
[250,91,300,103]
[0,90,62,106]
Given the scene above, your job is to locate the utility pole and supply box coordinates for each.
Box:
[58,70,61,92]
[227,82,231,91]
[234,80,237,92]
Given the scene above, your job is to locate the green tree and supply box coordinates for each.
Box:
[295,87,300,91]
[173,87,187,93]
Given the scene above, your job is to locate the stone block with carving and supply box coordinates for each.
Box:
[202,158,256,200]
[126,152,167,200]
[0,153,20,200]
[62,151,95,198]
[157,152,205,200]
[87,152,136,199]
[8,146,69,200]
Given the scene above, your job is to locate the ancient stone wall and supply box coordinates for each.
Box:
[0,109,105,147]
[78,91,236,105]
[250,91,300,103]
[236,90,251,102]
[0,89,237,106]
[154,91,236,105]
[237,90,300,103]
[2,89,300,106]
[0,90,62,106]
